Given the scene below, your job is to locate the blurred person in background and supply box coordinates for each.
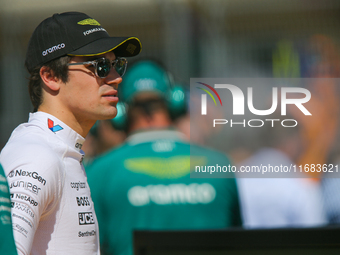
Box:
[273,35,340,225]
[302,35,340,225]
[0,164,17,255]
[237,120,327,228]
[86,60,242,255]
[0,11,141,255]
[236,35,340,228]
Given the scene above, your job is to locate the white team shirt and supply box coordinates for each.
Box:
[0,112,100,255]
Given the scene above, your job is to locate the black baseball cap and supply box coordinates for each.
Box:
[25,11,142,72]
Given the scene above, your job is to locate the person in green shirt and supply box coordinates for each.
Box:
[0,164,18,255]
[86,60,242,255]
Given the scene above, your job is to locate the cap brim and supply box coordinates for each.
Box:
[68,37,141,57]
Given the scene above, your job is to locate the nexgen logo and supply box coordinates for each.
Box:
[199,84,311,116]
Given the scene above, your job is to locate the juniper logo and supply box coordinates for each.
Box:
[196,82,223,115]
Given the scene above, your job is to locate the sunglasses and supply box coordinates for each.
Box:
[68,57,128,78]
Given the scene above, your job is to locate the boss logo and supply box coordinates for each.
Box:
[76,197,90,206]
[78,212,94,225]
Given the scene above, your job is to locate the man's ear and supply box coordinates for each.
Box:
[40,66,61,91]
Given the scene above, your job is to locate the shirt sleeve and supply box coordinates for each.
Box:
[1,144,62,255]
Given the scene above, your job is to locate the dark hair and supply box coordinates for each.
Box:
[126,96,169,132]
[26,55,72,112]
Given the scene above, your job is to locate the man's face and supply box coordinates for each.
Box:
[61,51,122,124]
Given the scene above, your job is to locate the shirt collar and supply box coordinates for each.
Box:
[29,112,85,152]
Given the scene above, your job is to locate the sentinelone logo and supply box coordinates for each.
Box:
[196,82,311,128]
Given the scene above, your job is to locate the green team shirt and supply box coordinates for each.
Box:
[86,130,242,255]
[0,164,18,255]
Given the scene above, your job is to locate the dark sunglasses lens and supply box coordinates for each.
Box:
[96,59,111,78]
[115,59,127,77]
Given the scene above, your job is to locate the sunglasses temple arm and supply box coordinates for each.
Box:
[68,61,95,66]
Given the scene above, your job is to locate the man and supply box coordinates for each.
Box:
[0,164,17,255]
[86,60,242,255]
[0,12,141,255]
